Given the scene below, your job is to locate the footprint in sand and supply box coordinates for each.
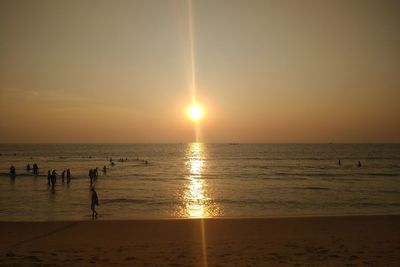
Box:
[90,256,98,263]
[294,252,305,256]
[29,250,44,254]
[24,255,41,262]
[349,255,359,260]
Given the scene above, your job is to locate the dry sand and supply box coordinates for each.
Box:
[0,215,399,266]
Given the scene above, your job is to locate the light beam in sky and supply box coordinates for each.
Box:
[186,0,203,143]
[188,0,196,103]
[186,2,208,266]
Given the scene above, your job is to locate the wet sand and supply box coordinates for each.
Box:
[0,215,399,266]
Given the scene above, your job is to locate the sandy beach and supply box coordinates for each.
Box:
[0,215,399,266]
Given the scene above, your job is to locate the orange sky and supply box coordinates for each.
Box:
[0,0,399,143]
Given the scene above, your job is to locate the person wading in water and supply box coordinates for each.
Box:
[91,187,99,217]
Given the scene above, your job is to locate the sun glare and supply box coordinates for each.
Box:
[188,105,203,122]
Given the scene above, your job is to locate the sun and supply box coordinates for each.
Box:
[187,104,203,122]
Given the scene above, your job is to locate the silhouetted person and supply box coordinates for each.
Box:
[358,161,362,167]
[51,170,57,188]
[103,165,107,173]
[111,161,115,166]
[33,163,39,175]
[26,164,31,171]
[10,165,16,176]
[47,170,51,185]
[89,169,94,184]
[91,188,99,217]
[338,159,341,166]
[66,169,71,183]
[61,170,66,183]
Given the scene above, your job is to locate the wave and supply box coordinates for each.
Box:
[302,186,330,190]
[216,199,302,206]
[137,177,186,182]
[207,156,400,161]
[378,190,400,194]
[262,176,310,181]
[366,173,399,177]
[352,202,400,208]
[101,198,149,205]
[0,173,47,178]
[272,172,344,178]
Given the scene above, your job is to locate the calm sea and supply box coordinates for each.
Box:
[0,143,399,221]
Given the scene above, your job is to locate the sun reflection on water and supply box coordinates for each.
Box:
[179,143,220,218]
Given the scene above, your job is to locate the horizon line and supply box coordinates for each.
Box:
[0,142,399,145]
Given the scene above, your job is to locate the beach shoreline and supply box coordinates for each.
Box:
[1,215,399,266]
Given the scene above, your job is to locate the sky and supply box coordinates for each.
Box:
[0,0,399,143]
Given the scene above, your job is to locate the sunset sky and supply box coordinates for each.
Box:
[1,0,399,143]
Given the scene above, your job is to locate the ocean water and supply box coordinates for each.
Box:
[0,143,399,221]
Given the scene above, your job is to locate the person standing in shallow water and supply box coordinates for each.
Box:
[89,169,93,184]
[10,165,16,176]
[66,169,71,183]
[33,163,39,175]
[91,188,99,217]
[47,170,51,185]
[51,170,57,188]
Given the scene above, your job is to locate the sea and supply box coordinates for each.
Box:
[0,143,399,221]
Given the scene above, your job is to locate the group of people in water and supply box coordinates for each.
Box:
[26,163,39,174]
[110,157,149,165]
[47,169,72,188]
[7,155,361,219]
[89,167,101,184]
[338,160,362,167]
[8,155,151,178]
[9,163,39,176]
[6,155,150,217]
[10,163,39,177]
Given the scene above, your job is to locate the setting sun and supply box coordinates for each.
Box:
[188,104,203,122]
